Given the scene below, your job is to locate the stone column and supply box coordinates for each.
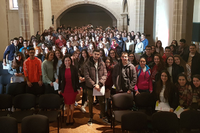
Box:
[128,0,145,33]
[173,0,194,45]
[39,0,44,32]
[42,0,52,29]
[18,0,34,39]
[121,13,128,31]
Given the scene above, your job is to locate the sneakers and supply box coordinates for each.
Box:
[87,118,93,126]
[102,117,111,124]
[80,106,86,113]
[75,101,78,106]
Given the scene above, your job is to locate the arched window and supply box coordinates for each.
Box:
[9,0,18,10]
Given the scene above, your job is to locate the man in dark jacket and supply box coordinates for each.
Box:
[112,52,137,93]
[84,49,108,126]
[178,39,189,60]
[3,37,19,66]
[141,45,154,66]
[182,44,200,77]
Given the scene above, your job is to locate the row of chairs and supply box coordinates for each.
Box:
[0,115,49,133]
[111,93,200,133]
[0,93,62,133]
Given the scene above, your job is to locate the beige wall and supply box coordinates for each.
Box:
[43,0,52,30]
[0,0,9,60]
[193,0,200,22]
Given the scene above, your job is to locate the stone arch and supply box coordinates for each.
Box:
[54,1,120,29]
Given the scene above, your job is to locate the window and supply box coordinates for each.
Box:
[10,0,18,10]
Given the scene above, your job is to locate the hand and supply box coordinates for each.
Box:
[3,62,7,66]
[18,73,23,76]
[14,73,18,76]
[82,77,85,82]
[38,81,43,86]
[50,82,53,86]
[169,108,174,112]
[95,84,100,89]
[135,91,140,95]
[58,90,61,94]
[55,79,59,83]
[27,81,32,87]
[127,90,131,94]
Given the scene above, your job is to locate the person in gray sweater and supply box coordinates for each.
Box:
[42,51,56,93]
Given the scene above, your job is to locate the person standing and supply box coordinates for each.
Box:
[112,52,137,93]
[23,48,43,95]
[84,49,108,126]
[58,55,80,125]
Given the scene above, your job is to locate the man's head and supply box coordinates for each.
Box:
[189,44,196,54]
[93,49,100,62]
[23,40,28,48]
[47,34,51,40]
[141,33,146,40]
[69,36,74,41]
[58,34,62,40]
[145,45,152,56]
[165,47,171,57]
[179,39,186,47]
[32,40,38,47]
[13,38,19,46]
[66,40,71,47]
[28,47,35,58]
[116,34,121,40]
[121,52,129,65]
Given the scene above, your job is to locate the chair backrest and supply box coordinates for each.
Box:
[0,116,18,133]
[0,69,9,75]
[13,93,35,110]
[1,74,12,85]
[0,94,12,109]
[6,82,26,97]
[152,112,179,132]
[21,115,49,133]
[135,92,151,107]
[112,93,134,110]
[180,110,200,130]
[39,94,61,109]
[121,112,147,131]
[0,84,3,94]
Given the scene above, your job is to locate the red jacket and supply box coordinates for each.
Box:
[134,65,153,92]
[55,39,66,49]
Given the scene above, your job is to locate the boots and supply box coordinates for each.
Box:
[80,101,88,113]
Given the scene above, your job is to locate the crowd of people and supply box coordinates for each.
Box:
[3,24,200,126]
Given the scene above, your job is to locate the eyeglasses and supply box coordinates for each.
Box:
[146,49,151,51]
[121,56,128,59]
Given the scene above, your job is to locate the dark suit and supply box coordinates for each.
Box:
[58,65,79,93]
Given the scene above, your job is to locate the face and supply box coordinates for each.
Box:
[74,46,77,51]
[23,42,27,47]
[170,46,174,52]
[161,72,168,83]
[189,46,196,54]
[141,35,145,40]
[62,47,67,55]
[128,54,134,61]
[93,52,100,61]
[45,48,49,54]
[13,40,18,46]
[151,46,155,53]
[64,57,71,67]
[99,43,103,49]
[154,56,160,65]
[58,35,62,40]
[82,51,87,58]
[100,51,103,57]
[167,57,174,66]
[110,50,115,58]
[179,42,184,47]
[178,76,187,87]
[174,57,180,65]
[66,42,71,47]
[29,50,35,57]
[89,44,93,49]
[52,46,56,51]
[105,59,111,67]
[55,51,61,59]
[193,78,200,88]
[16,55,22,61]
[165,49,171,56]
[137,39,140,43]
[145,47,151,55]
[121,53,128,64]
[48,53,54,61]
[139,58,146,68]
[157,42,161,47]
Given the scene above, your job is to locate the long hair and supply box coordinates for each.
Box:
[176,73,189,86]
[165,55,174,67]
[174,54,187,74]
[108,49,119,60]
[79,49,89,65]
[61,54,73,68]
[53,49,63,71]
[12,52,24,69]
[156,70,172,101]
[128,52,138,66]
[155,40,164,53]
[154,54,165,72]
